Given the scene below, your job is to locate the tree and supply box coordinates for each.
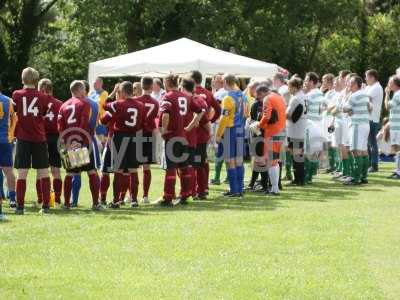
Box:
[0,0,59,92]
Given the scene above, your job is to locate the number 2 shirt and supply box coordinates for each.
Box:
[12,88,50,143]
[58,97,92,145]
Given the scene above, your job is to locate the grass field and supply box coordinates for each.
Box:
[1,163,400,299]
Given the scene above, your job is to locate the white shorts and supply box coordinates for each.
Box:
[390,131,400,146]
[350,123,370,151]
[305,120,324,155]
[343,118,351,147]
[322,113,334,143]
[334,121,344,147]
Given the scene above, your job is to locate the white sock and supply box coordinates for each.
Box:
[396,152,400,175]
[268,165,280,193]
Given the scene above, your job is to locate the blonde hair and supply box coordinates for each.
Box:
[22,67,40,86]
[38,78,53,93]
[70,80,85,94]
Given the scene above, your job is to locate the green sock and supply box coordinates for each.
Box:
[361,156,369,180]
[214,160,223,181]
[353,156,362,182]
[342,159,349,176]
[285,151,293,179]
[305,158,311,182]
[337,160,343,173]
[348,154,355,177]
[312,160,319,176]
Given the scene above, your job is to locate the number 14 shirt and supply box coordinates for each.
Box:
[12,88,50,143]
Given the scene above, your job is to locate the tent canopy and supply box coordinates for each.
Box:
[88,38,279,86]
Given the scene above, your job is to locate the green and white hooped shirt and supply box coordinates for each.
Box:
[306,88,326,122]
[389,90,400,132]
[344,90,370,126]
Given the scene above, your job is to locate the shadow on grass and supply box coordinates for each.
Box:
[9,169,395,219]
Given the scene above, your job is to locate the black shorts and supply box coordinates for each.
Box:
[15,139,49,169]
[47,134,61,168]
[101,144,112,173]
[112,131,140,171]
[288,137,304,150]
[164,139,188,169]
[142,131,156,164]
[250,137,265,158]
[193,143,207,167]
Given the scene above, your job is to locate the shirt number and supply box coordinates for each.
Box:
[178,97,187,115]
[46,103,54,121]
[22,97,39,117]
[66,104,77,124]
[125,108,138,127]
[145,103,155,118]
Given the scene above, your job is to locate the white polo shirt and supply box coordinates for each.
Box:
[364,81,383,123]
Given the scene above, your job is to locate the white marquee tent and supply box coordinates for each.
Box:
[88,38,281,86]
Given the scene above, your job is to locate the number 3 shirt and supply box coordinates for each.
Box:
[102,98,144,133]
[12,88,50,143]
[159,90,186,141]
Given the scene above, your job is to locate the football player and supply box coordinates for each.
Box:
[89,77,108,148]
[303,72,327,184]
[158,74,193,206]
[38,79,63,206]
[0,81,17,219]
[58,80,102,210]
[180,78,207,201]
[385,75,400,179]
[191,71,221,196]
[343,75,372,185]
[134,77,159,204]
[99,84,119,205]
[252,85,287,195]
[102,81,144,208]
[12,67,51,214]
[216,74,248,197]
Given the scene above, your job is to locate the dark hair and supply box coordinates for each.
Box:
[224,74,237,87]
[120,81,134,96]
[256,85,270,94]
[288,77,303,90]
[366,69,379,80]
[182,78,195,93]
[339,70,351,79]
[82,80,90,94]
[351,75,363,88]
[141,76,153,91]
[306,72,319,85]
[164,74,179,88]
[391,75,400,88]
[190,70,202,84]
[273,73,285,83]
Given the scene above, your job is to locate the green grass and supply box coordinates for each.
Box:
[1,163,400,299]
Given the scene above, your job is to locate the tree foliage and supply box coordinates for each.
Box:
[1,0,400,98]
